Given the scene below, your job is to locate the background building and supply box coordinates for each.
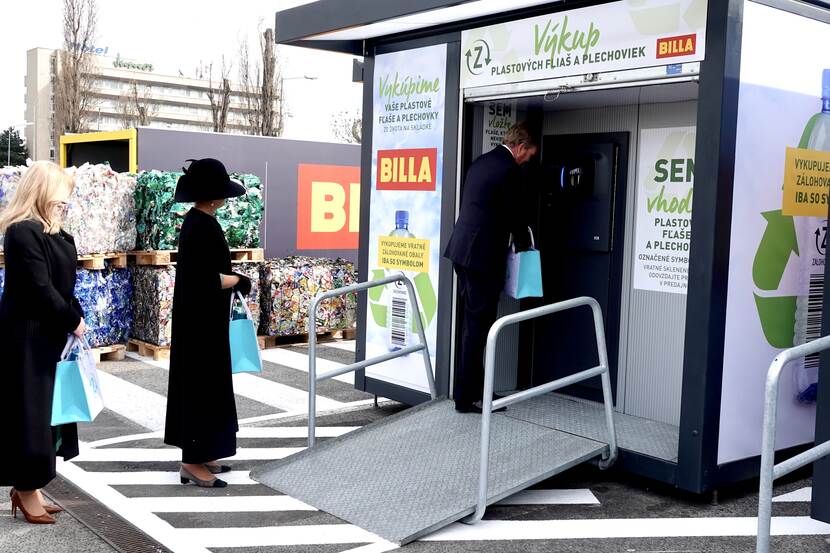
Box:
[25,47,254,161]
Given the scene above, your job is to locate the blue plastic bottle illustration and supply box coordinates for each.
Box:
[793,69,830,403]
[388,210,414,351]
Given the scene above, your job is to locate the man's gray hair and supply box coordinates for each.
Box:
[502,122,537,148]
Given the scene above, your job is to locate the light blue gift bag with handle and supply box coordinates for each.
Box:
[51,336,105,426]
[504,227,544,299]
[230,291,262,374]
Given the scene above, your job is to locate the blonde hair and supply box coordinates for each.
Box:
[0,161,75,235]
[502,121,537,149]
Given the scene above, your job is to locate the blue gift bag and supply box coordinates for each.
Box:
[51,336,104,426]
[504,228,544,299]
[230,291,262,374]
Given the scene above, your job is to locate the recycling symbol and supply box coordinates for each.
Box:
[465,39,491,76]
[367,269,437,334]
[752,210,799,348]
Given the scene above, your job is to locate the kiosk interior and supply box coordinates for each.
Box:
[272,0,830,503]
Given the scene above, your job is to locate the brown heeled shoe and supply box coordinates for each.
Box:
[10,490,56,524]
[9,489,63,514]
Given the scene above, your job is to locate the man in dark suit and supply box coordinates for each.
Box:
[444,122,538,413]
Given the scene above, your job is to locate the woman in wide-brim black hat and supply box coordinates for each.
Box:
[164,158,253,488]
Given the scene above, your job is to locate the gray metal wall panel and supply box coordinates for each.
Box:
[542,103,640,412]
[623,101,697,425]
[542,100,697,425]
[136,127,361,263]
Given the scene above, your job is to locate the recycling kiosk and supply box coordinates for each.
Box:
[275,0,830,494]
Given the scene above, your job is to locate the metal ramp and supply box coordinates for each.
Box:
[253,398,607,544]
[252,277,618,545]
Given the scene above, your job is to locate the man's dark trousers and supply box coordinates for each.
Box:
[454,265,503,407]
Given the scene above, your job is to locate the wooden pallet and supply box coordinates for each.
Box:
[230,248,265,263]
[91,344,127,364]
[129,250,178,266]
[128,248,264,266]
[127,339,171,361]
[78,253,128,270]
[0,251,128,270]
[258,332,339,350]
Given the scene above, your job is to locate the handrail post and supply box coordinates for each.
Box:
[305,273,434,449]
[308,295,322,448]
[591,298,618,468]
[755,334,830,553]
[464,296,617,525]
[401,274,437,399]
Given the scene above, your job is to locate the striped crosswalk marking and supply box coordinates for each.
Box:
[95,471,258,485]
[96,370,168,431]
[74,447,303,462]
[261,347,355,384]
[773,487,812,503]
[54,341,824,552]
[130,495,316,513]
[497,489,600,505]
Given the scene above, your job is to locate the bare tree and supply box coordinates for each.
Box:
[331,110,362,143]
[205,59,232,133]
[54,0,100,142]
[237,27,284,137]
[118,82,158,128]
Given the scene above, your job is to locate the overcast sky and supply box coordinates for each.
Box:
[0,0,363,142]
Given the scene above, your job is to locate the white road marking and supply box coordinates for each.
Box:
[83,426,358,450]
[773,487,812,503]
[131,495,315,513]
[174,525,383,547]
[97,371,168,431]
[95,471,257,486]
[338,542,400,553]
[236,426,359,438]
[323,340,357,352]
[126,351,169,369]
[57,460,211,553]
[73,447,303,462]
[497,489,600,506]
[261,347,354,385]
[232,371,344,412]
[124,350,344,412]
[422,517,830,541]
[85,431,164,448]
[237,398,381,426]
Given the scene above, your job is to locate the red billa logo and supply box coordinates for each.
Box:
[656,34,697,59]
[376,148,438,191]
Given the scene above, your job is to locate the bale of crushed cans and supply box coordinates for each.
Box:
[259,256,357,337]
[129,263,263,347]
[74,266,133,347]
[1,164,137,255]
[134,170,263,250]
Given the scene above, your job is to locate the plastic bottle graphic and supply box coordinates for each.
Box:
[388,210,414,351]
[793,69,830,403]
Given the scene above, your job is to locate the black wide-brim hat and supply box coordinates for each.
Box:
[174,158,246,202]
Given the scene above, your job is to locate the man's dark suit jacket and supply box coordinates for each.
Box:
[444,145,528,274]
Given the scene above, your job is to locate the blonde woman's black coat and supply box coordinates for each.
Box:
[164,208,238,463]
[0,220,83,491]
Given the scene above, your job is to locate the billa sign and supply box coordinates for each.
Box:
[376,148,438,191]
[296,164,361,250]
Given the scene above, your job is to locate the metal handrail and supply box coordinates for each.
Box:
[756,334,830,553]
[307,273,436,447]
[464,296,618,524]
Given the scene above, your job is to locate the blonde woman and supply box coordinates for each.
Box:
[0,161,86,524]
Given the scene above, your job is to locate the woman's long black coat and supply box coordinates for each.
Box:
[164,208,237,463]
[0,220,83,491]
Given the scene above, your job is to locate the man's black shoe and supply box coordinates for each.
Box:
[455,402,506,414]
